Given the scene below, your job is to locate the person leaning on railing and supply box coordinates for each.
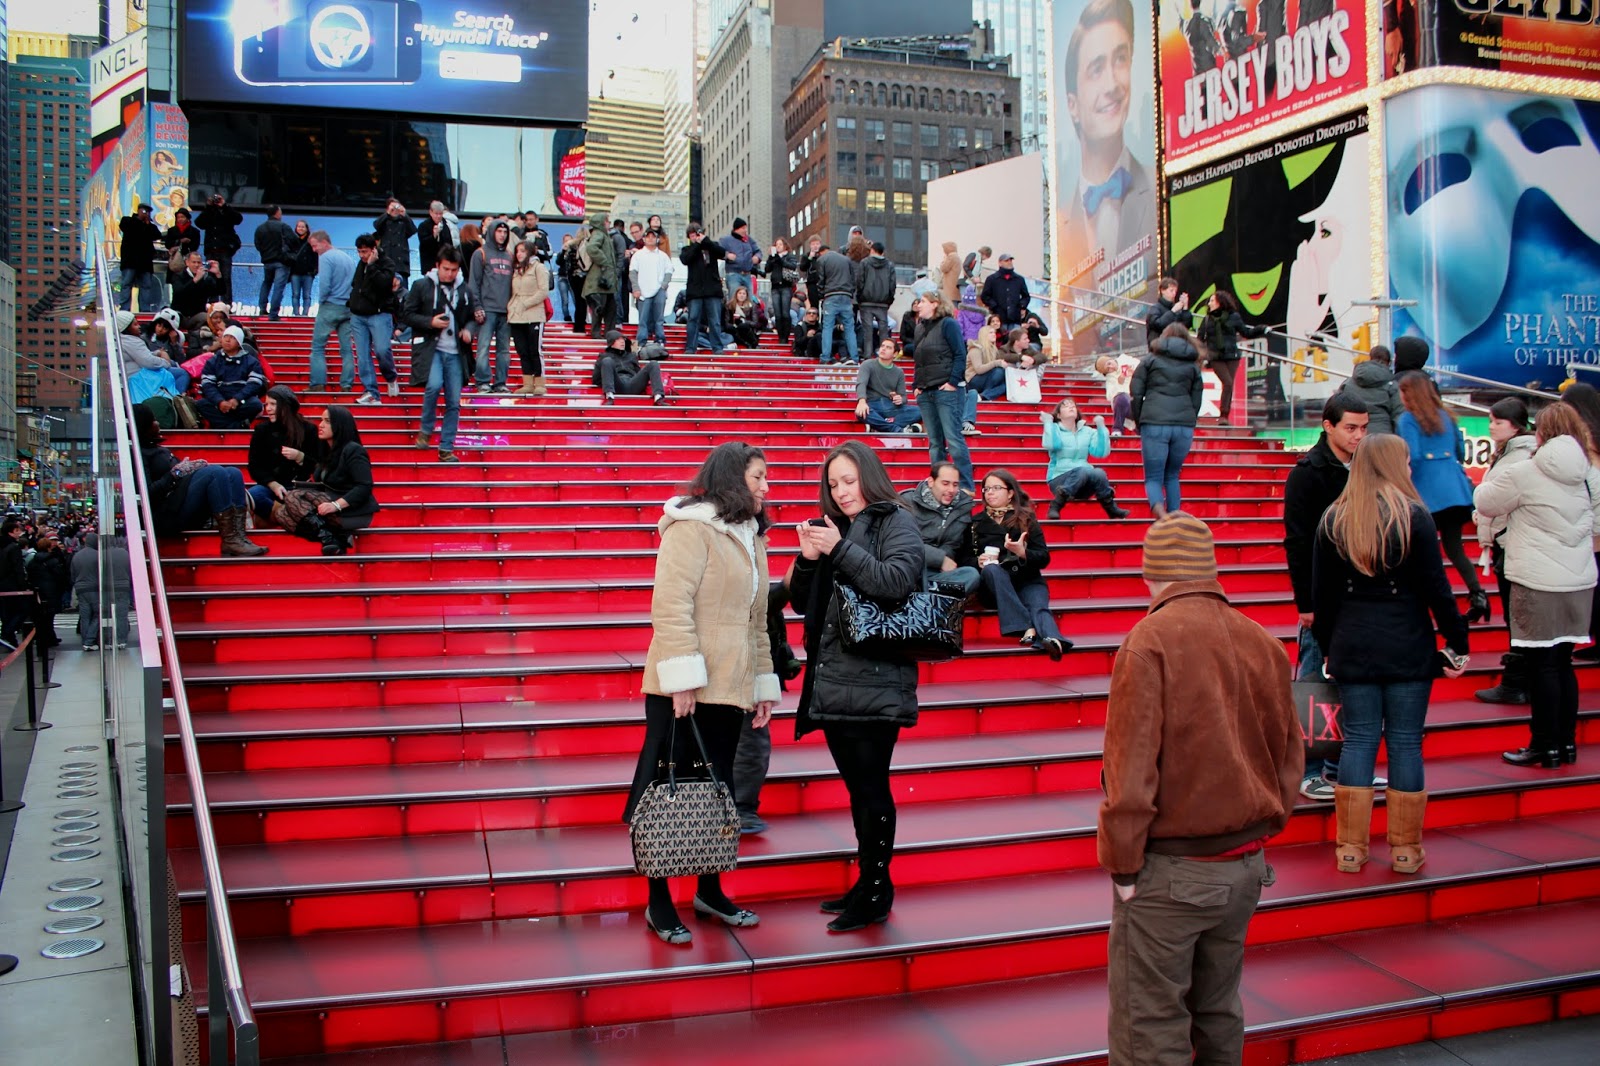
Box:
[133,403,267,558]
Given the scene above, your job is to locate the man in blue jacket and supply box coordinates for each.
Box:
[720,218,763,302]
[198,327,266,428]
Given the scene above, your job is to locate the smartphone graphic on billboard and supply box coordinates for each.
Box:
[235,0,422,85]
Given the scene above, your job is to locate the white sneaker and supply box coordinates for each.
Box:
[961,422,981,436]
[387,380,400,397]
[356,392,381,406]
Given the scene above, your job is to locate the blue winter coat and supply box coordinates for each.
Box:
[1398,411,1475,513]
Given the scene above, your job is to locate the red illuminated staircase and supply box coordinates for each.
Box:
[160,319,1600,1064]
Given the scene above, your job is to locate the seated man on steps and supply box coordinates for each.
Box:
[854,338,922,433]
[899,462,980,597]
[593,329,665,405]
[197,326,266,428]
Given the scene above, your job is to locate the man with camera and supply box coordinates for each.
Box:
[372,199,418,284]
[194,193,244,307]
[118,202,166,312]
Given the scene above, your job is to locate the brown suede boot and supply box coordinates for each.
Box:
[1385,788,1428,875]
[1334,785,1375,873]
[515,377,538,394]
[531,375,547,396]
[217,507,268,557]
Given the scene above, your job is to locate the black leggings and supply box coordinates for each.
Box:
[823,721,900,826]
[1523,643,1578,751]
[1433,506,1482,596]
[1492,543,1511,621]
[509,322,543,376]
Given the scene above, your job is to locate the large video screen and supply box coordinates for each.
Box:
[180,0,588,125]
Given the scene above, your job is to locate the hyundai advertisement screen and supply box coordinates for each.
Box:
[181,0,588,125]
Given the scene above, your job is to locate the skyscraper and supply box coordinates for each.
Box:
[973,0,1048,153]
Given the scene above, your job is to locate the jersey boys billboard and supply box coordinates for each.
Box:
[1160,0,1367,161]
[181,0,588,125]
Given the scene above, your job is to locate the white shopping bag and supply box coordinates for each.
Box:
[1004,365,1043,404]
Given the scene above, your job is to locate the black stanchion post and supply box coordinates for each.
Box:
[0,954,17,976]
[15,634,52,732]
[0,714,22,813]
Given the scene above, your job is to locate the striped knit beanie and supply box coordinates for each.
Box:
[1141,511,1218,582]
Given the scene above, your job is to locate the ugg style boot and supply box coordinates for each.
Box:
[1385,789,1428,875]
[515,377,538,394]
[531,375,548,396]
[217,507,268,557]
[1334,785,1375,873]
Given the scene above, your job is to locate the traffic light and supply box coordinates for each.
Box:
[1352,323,1372,354]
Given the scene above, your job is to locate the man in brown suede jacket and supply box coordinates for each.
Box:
[1098,512,1303,1066]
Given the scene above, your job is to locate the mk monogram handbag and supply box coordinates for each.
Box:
[1291,680,1345,762]
[629,717,740,879]
[834,581,965,663]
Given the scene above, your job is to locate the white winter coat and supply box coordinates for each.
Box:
[1473,434,1600,594]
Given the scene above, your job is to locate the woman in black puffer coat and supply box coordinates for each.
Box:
[1132,323,1205,516]
[1196,289,1267,424]
[790,440,923,934]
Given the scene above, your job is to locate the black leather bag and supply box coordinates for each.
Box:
[1291,680,1344,762]
[834,581,965,663]
[628,717,740,879]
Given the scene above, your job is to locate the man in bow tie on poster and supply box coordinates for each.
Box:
[1059,0,1155,289]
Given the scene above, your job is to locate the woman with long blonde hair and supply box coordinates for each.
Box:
[1313,434,1469,878]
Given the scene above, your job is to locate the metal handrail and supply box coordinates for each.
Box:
[94,254,258,1064]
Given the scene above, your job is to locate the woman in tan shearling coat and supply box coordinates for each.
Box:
[937,240,961,304]
[625,442,781,945]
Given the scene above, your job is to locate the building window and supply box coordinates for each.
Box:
[893,121,912,146]
[837,151,857,177]
[974,128,994,150]
[835,116,856,136]
[866,190,885,212]
[864,119,884,142]
[920,124,940,148]
[891,157,912,180]
[949,126,968,149]
[837,188,858,210]
[865,154,885,179]
[920,160,942,181]
[893,192,914,215]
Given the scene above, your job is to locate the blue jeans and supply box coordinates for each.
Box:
[1139,423,1195,512]
[258,262,289,317]
[637,290,667,345]
[1048,466,1112,504]
[964,366,1008,423]
[246,484,276,520]
[290,275,314,316]
[865,396,920,432]
[928,566,980,597]
[555,276,573,321]
[177,465,248,527]
[1336,680,1432,793]
[917,385,973,490]
[1297,627,1338,783]
[310,302,354,388]
[686,295,730,352]
[352,312,397,395]
[979,565,1061,642]
[475,310,512,386]
[820,294,859,362]
[726,271,752,300]
[118,268,165,311]
[420,349,465,451]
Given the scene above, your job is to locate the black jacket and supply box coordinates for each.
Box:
[194,203,244,256]
[253,218,294,265]
[813,250,856,300]
[1282,433,1350,613]
[247,417,324,491]
[1131,338,1204,427]
[765,251,800,287]
[417,218,456,271]
[591,343,643,386]
[316,442,380,528]
[26,549,67,605]
[680,237,727,299]
[517,225,552,263]
[970,507,1051,584]
[899,482,977,572]
[287,234,318,276]
[1145,296,1184,342]
[791,501,924,737]
[1312,503,1468,682]
[372,212,417,276]
[1339,361,1404,435]
[163,221,202,259]
[119,215,163,271]
[140,444,193,536]
[1197,308,1267,362]
[0,538,28,593]
[401,273,477,387]
[856,255,897,306]
[349,253,398,317]
[980,268,1029,323]
[170,268,222,319]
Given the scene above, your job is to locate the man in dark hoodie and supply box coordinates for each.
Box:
[582,212,618,339]
[349,233,401,405]
[1282,392,1370,800]
[979,253,1031,333]
[855,241,898,357]
[593,329,665,405]
[1393,334,1430,377]
[680,222,736,354]
[469,218,516,392]
[194,193,245,305]
[372,199,418,283]
[1338,345,1403,434]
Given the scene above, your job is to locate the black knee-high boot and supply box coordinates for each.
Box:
[828,809,895,932]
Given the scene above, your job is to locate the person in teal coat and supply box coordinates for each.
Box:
[1397,371,1489,623]
[1041,398,1130,519]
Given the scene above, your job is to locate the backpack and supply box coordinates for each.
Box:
[576,238,594,273]
[140,395,178,430]
[637,341,669,362]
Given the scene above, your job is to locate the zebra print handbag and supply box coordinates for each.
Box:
[629,717,740,879]
[834,581,965,663]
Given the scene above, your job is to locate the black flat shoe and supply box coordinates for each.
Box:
[692,895,759,927]
[1502,747,1563,769]
[644,909,692,945]
[1042,637,1069,662]
[1564,744,1579,765]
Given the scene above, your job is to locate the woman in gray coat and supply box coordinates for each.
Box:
[791,440,924,932]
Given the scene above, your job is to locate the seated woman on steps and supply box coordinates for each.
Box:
[246,385,325,523]
[625,442,778,945]
[134,403,267,558]
[284,405,380,557]
[972,468,1072,661]
[1040,398,1129,520]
